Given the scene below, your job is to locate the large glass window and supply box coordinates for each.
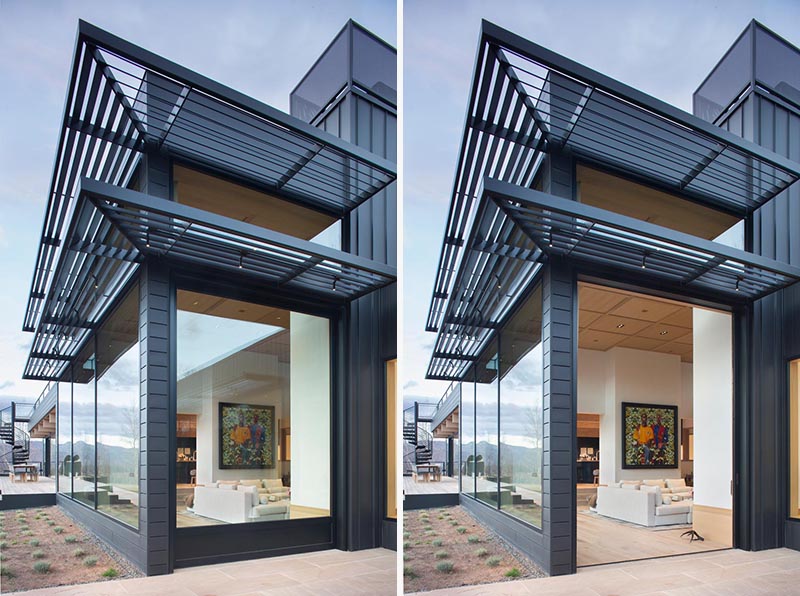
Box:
[176,290,331,527]
[475,340,499,508]
[499,286,544,528]
[791,359,800,520]
[71,344,95,508]
[96,285,140,527]
[57,375,72,495]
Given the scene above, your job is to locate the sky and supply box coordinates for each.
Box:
[0,0,395,407]
[402,0,800,408]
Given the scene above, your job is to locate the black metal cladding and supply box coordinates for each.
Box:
[23,20,396,339]
[426,19,800,335]
[24,178,396,382]
[427,177,800,381]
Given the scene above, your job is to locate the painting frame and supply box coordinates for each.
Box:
[621,402,678,470]
[218,402,276,470]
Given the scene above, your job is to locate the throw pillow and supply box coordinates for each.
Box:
[239,479,261,488]
[219,483,238,490]
[259,496,270,505]
[643,479,666,488]
[666,478,687,489]
[621,483,639,490]
[662,496,672,505]
[238,485,257,494]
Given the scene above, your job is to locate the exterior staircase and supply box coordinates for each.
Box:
[0,403,33,471]
[403,406,433,472]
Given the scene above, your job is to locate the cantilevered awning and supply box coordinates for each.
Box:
[426,20,800,334]
[23,20,395,336]
[427,178,800,381]
[24,179,396,381]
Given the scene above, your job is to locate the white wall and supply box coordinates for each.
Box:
[693,309,733,510]
[579,347,688,484]
[290,312,330,511]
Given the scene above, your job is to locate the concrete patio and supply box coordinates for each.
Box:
[13,547,396,596]
[411,547,800,595]
[0,474,55,495]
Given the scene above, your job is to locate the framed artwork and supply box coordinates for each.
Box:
[621,402,678,469]
[218,402,275,469]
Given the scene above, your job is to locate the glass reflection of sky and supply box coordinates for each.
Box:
[177,310,283,379]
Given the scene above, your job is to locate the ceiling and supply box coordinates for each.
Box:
[578,283,695,363]
[177,290,289,328]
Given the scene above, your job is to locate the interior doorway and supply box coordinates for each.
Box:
[575,282,733,567]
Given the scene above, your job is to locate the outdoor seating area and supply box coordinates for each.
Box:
[0,473,55,494]
[10,463,40,482]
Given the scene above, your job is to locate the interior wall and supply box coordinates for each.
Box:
[290,312,331,510]
[579,347,689,484]
[692,308,733,545]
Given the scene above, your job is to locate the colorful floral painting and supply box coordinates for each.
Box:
[219,402,275,469]
[622,402,677,469]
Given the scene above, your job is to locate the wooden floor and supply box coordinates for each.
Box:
[576,505,728,567]
[0,474,55,495]
[403,475,459,495]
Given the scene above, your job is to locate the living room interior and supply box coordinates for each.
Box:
[576,282,733,566]
[174,290,331,528]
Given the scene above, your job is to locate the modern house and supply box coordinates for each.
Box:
[21,19,396,574]
[423,19,800,575]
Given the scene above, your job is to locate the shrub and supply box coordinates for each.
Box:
[33,561,51,573]
[424,530,436,536]
[0,567,13,578]
[422,526,433,532]
[432,539,443,547]
[403,541,410,549]
[53,526,64,534]
[403,553,409,562]
[32,549,45,559]
[403,565,417,579]
[72,548,86,558]
[0,532,6,540]
[449,520,459,526]
[64,536,78,544]
[475,547,489,558]
[505,567,521,578]
[102,568,119,578]
[403,531,410,539]
[486,556,501,567]
[456,526,467,534]
[84,556,98,567]
[46,520,56,526]
[434,550,449,559]
[21,530,33,537]
[0,541,7,550]
[29,539,40,547]
[435,561,454,573]
[0,553,5,562]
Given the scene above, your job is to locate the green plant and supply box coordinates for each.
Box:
[0,532,6,540]
[434,550,449,559]
[475,547,489,558]
[102,568,119,578]
[403,565,417,579]
[53,526,64,534]
[403,531,410,539]
[456,526,467,534]
[21,530,33,537]
[33,561,51,573]
[0,541,7,550]
[424,530,436,536]
[435,561,454,573]
[486,556,501,567]
[449,520,459,526]
[403,541,410,549]
[47,520,56,526]
[505,567,521,578]
[432,539,443,547]
[467,535,480,544]
[403,553,409,562]
[29,539,40,547]
[32,549,45,559]
[64,536,78,544]
[84,556,98,567]
[0,567,14,578]
[72,548,86,558]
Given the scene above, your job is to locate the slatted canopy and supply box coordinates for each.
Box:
[23,19,395,336]
[426,20,800,334]
[427,178,800,381]
[24,179,396,381]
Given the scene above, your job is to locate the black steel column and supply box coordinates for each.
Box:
[44,437,51,477]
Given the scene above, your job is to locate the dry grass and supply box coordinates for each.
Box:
[403,505,543,592]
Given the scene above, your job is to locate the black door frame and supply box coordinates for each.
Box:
[167,268,346,569]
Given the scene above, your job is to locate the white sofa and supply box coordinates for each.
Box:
[596,479,693,527]
[193,484,290,523]
[237,478,290,500]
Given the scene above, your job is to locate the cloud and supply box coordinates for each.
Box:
[0,380,15,390]
[403,380,419,390]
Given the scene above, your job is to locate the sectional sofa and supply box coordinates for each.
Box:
[191,479,291,524]
[595,478,693,527]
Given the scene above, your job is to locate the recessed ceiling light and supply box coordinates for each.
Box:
[239,309,246,313]
[192,301,199,306]
[642,309,649,313]
[616,323,625,329]
[659,330,669,336]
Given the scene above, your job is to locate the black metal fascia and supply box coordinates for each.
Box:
[77,20,396,181]
[80,178,398,282]
[479,19,800,180]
